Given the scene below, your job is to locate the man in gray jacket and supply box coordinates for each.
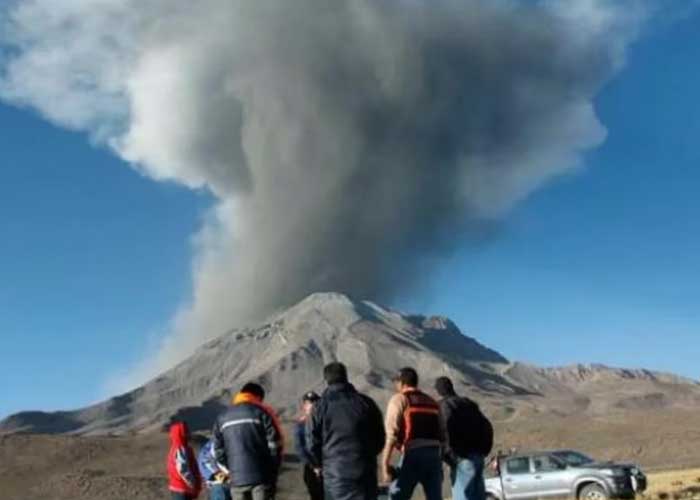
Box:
[213,382,284,500]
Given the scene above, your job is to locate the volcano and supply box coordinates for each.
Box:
[2,293,699,435]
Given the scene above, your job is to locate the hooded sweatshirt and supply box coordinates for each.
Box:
[167,421,202,496]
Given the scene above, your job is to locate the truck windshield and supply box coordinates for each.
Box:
[551,451,594,466]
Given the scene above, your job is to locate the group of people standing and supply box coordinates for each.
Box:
[167,362,493,500]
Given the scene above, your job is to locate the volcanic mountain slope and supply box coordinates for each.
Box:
[2,292,699,435]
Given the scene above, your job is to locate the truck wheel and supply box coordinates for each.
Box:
[579,483,608,500]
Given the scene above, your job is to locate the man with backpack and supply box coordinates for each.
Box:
[382,367,447,500]
[212,382,285,500]
[434,376,493,500]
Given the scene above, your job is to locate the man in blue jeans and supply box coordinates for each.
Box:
[435,376,493,500]
[450,456,486,500]
[382,367,447,500]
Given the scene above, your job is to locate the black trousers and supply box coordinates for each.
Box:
[322,475,378,500]
[303,464,324,500]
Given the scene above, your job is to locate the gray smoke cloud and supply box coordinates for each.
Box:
[0,0,649,388]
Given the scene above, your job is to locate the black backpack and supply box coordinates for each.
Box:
[445,396,494,457]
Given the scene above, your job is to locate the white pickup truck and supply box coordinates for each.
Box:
[485,450,647,500]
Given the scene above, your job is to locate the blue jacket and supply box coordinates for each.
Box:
[294,418,315,465]
[198,440,224,485]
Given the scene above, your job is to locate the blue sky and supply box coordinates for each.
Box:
[399,11,700,374]
[1,8,699,419]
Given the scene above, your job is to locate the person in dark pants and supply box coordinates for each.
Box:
[435,376,493,500]
[212,382,285,500]
[167,420,202,500]
[307,362,386,500]
[382,367,446,500]
[295,391,324,500]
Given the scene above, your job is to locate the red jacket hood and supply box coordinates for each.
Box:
[169,421,189,447]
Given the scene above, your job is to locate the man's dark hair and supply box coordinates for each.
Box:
[434,376,456,397]
[240,382,266,400]
[394,367,419,387]
[324,362,348,384]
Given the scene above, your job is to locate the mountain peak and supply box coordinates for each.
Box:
[3,292,699,436]
[290,291,357,309]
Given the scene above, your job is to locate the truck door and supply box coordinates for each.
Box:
[531,454,571,498]
[502,457,535,500]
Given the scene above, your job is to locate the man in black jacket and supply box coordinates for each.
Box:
[306,362,386,500]
[212,382,284,500]
[435,376,492,500]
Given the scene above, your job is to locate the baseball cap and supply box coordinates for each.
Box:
[302,391,320,402]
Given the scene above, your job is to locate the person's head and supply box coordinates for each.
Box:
[392,367,419,392]
[240,382,266,401]
[323,362,349,385]
[434,376,456,397]
[301,391,320,416]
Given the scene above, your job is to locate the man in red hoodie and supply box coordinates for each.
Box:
[168,420,203,500]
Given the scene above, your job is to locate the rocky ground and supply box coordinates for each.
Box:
[0,429,320,500]
[2,409,699,500]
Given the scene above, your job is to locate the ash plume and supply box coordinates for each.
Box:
[0,0,648,386]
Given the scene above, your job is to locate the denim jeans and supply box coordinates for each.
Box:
[389,446,443,500]
[450,455,486,500]
[209,483,233,500]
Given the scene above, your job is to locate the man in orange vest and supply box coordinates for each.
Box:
[381,367,447,500]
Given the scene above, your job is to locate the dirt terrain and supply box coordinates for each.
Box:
[642,469,700,500]
[2,409,699,500]
[0,429,315,500]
